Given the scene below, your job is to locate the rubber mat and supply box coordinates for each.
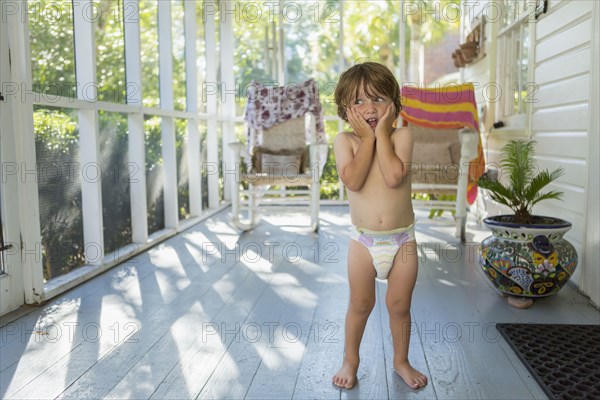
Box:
[496,323,600,400]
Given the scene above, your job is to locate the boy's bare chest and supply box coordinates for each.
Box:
[365,158,385,185]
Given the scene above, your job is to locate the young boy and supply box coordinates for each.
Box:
[331,62,427,390]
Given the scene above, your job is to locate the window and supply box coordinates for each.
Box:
[33,106,85,281]
[29,0,76,98]
[25,0,209,284]
[139,0,159,108]
[496,0,536,127]
[95,0,126,103]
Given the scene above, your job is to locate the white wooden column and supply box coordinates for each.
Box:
[73,0,104,265]
[185,0,202,217]
[277,0,285,83]
[220,1,235,201]
[584,0,600,306]
[124,0,148,243]
[205,2,220,208]
[338,3,345,201]
[158,0,179,228]
[5,0,44,304]
[399,0,406,83]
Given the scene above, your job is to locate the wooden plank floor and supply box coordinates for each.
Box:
[1,206,599,399]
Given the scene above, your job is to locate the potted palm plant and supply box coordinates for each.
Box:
[477,140,578,308]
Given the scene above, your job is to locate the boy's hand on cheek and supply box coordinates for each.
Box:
[347,107,375,141]
[375,104,395,138]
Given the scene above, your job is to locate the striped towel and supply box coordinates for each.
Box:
[400,83,485,205]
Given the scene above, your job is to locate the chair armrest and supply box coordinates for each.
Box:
[228,142,252,175]
[228,141,250,158]
[228,141,252,168]
[308,143,328,177]
[455,128,479,221]
[308,143,328,162]
[308,143,328,150]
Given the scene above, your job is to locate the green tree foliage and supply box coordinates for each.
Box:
[140,0,160,107]
[29,0,76,98]
[33,107,84,280]
[172,1,187,111]
[98,111,132,253]
[33,108,78,152]
[95,0,126,102]
[143,116,165,235]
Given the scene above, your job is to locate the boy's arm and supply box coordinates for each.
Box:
[375,105,413,188]
[333,132,375,192]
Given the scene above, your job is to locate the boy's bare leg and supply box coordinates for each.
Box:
[332,239,376,389]
[386,240,428,389]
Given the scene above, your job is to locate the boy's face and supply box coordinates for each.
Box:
[350,85,392,130]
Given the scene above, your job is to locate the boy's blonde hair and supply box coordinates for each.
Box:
[334,62,402,122]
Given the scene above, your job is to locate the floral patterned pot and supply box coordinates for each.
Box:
[479,215,578,298]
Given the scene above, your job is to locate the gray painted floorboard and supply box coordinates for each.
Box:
[1,206,598,399]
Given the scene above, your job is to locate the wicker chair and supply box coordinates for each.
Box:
[229,116,326,231]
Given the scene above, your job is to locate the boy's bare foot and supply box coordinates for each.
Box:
[395,361,428,389]
[332,360,358,389]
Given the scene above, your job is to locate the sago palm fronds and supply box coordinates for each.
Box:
[477,140,565,224]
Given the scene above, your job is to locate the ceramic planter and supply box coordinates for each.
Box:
[479,215,578,298]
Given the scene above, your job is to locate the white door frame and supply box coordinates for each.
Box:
[0,11,24,315]
[0,115,24,315]
[1,0,44,316]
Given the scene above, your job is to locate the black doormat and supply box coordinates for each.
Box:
[496,323,600,400]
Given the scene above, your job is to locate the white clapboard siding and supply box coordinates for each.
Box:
[462,0,597,301]
[536,17,592,63]
[531,104,589,131]
[535,47,591,85]
[536,0,593,41]
[530,0,595,292]
[535,75,590,108]
[548,0,568,9]
[534,192,586,237]
[534,156,587,189]
[533,132,588,159]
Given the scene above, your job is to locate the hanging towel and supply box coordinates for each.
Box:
[400,83,485,205]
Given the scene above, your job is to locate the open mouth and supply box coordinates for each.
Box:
[366,117,378,129]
